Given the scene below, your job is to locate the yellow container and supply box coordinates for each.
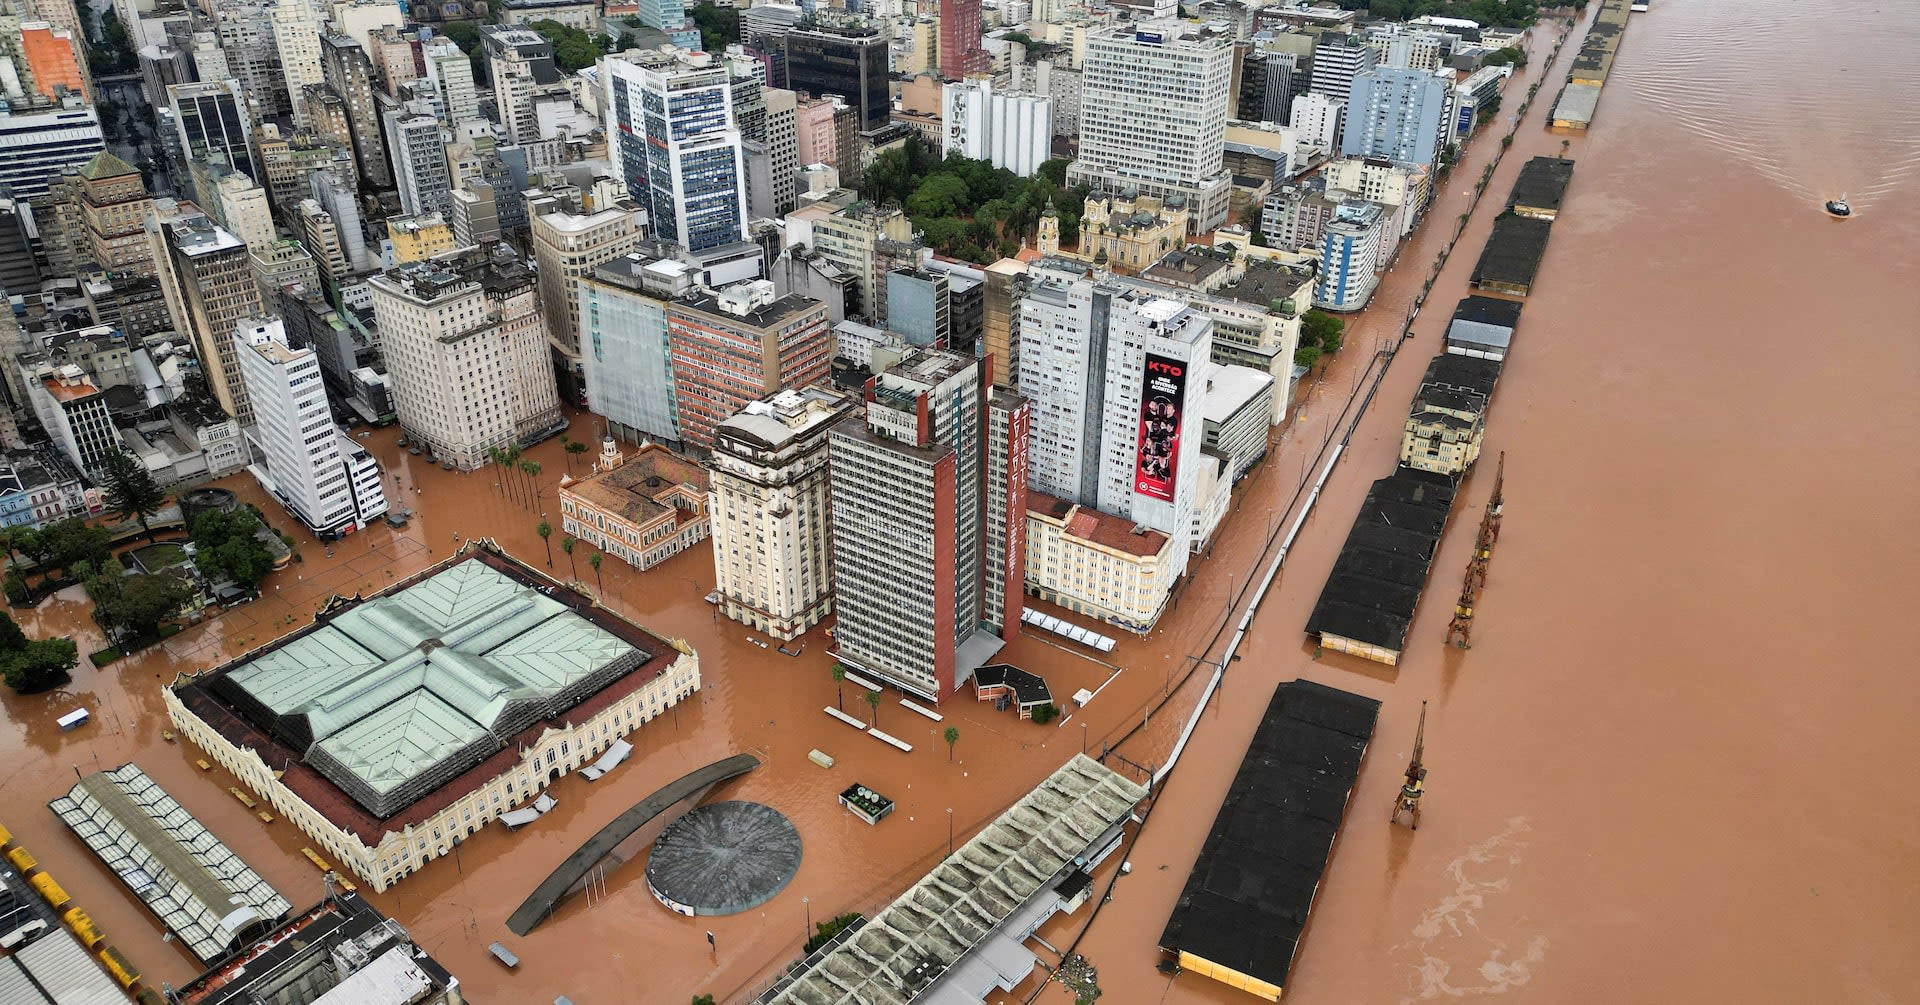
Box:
[7,846,38,873]
[0,821,14,847]
[63,908,105,948]
[100,946,141,988]
[29,873,70,910]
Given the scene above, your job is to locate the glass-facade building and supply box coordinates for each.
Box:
[606,51,748,252]
[781,25,889,130]
[580,254,694,445]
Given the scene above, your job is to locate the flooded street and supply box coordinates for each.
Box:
[3,2,1915,1002]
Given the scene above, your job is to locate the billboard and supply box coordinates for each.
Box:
[1134,353,1187,502]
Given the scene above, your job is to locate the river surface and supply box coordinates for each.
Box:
[1,2,1914,1003]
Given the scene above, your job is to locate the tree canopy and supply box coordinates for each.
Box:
[862,138,1087,264]
[100,450,167,537]
[191,508,277,590]
[527,19,612,72]
[14,518,114,582]
[0,611,78,693]
[690,3,741,53]
[1328,0,1538,27]
[86,566,194,644]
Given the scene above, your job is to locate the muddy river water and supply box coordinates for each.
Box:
[3,2,1916,1003]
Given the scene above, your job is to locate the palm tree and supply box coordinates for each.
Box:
[587,551,603,592]
[504,444,524,502]
[567,440,589,469]
[521,460,542,507]
[561,536,577,579]
[536,520,553,567]
[864,689,881,727]
[487,448,506,493]
[831,664,846,710]
[943,726,960,761]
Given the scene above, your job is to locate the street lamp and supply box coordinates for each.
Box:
[945,808,954,858]
[803,896,812,948]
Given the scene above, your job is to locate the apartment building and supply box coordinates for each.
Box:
[234,318,387,537]
[665,280,832,453]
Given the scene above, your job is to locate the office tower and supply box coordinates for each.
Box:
[234,317,388,536]
[449,184,501,246]
[1291,91,1346,152]
[1016,275,1213,577]
[249,237,321,305]
[368,248,563,470]
[1314,199,1384,311]
[709,384,858,640]
[665,280,831,452]
[827,348,1030,700]
[1311,31,1376,99]
[982,257,1027,388]
[808,201,913,320]
[421,36,479,129]
[636,0,689,34]
[942,79,1053,177]
[320,32,392,188]
[164,80,258,186]
[1238,49,1299,125]
[150,210,265,425]
[530,204,644,402]
[75,152,156,278]
[23,364,116,476]
[783,24,888,131]
[383,108,453,217]
[580,251,696,446]
[17,20,87,100]
[938,0,988,80]
[210,170,275,250]
[309,167,372,271]
[271,0,325,128]
[761,87,799,215]
[885,269,950,348]
[729,66,767,142]
[794,94,838,167]
[483,26,561,146]
[604,49,748,252]
[1069,22,1234,232]
[1341,66,1451,168]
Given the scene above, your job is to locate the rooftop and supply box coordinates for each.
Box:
[1028,491,1172,558]
[766,755,1145,1005]
[1507,156,1576,213]
[562,444,710,530]
[1470,213,1553,291]
[672,288,824,332]
[175,893,458,1005]
[1201,364,1276,423]
[1451,295,1523,331]
[716,385,858,452]
[1304,468,1457,652]
[1159,679,1380,994]
[173,547,681,838]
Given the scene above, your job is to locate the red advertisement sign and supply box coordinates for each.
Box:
[1135,353,1186,502]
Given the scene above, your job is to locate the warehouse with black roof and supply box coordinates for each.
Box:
[1306,469,1458,665]
[1471,213,1554,298]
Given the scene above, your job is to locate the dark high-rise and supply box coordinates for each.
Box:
[782,24,888,131]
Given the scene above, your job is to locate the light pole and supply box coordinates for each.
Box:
[803,896,812,948]
[1080,721,1088,755]
[945,808,954,858]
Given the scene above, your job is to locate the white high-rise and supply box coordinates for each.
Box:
[1290,92,1345,152]
[271,0,325,129]
[421,36,480,129]
[234,317,388,537]
[383,108,453,217]
[1068,21,1234,231]
[1016,272,1213,581]
[942,79,1053,177]
[603,48,748,251]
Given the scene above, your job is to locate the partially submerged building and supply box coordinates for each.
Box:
[557,441,711,573]
[165,545,701,891]
[1506,156,1575,221]
[1399,354,1503,479]
[761,754,1146,1004]
[174,890,464,1005]
[1159,679,1380,1001]
[1304,468,1458,665]
[1446,295,1521,361]
[1469,213,1552,298]
[49,763,292,964]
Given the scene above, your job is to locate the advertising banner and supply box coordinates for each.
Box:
[1134,353,1186,502]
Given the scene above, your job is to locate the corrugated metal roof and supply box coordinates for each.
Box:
[13,929,126,1005]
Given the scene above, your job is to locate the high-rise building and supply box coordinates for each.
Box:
[1314,199,1385,311]
[1289,91,1345,151]
[0,96,101,203]
[483,26,561,146]
[783,25,889,131]
[1341,66,1451,168]
[942,79,1053,177]
[531,204,645,402]
[827,349,1030,700]
[18,20,88,101]
[211,170,275,251]
[150,208,265,425]
[367,247,564,469]
[1311,30,1376,98]
[982,257,1028,389]
[938,0,989,80]
[580,250,697,445]
[709,384,858,640]
[604,48,749,252]
[233,317,388,537]
[1016,273,1213,578]
[1069,22,1235,232]
[271,0,325,128]
[23,364,116,476]
[74,152,155,278]
[164,81,259,188]
[421,35,480,129]
[320,32,392,188]
[383,108,453,217]
[760,86,800,215]
[885,268,950,348]
[808,201,913,319]
[665,280,832,452]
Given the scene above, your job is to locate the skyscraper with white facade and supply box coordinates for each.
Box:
[531,204,646,402]
[421,35,480,129]
[1016,271,1213,580]
[0,96,102,203]
[271,0,325,129]
[383,108,453,217]
[1289,91,1345,152]
[1310,31,1377,99]
[604,48,748,252]
[1068,21,1235,232]
[1314,200,1385,311]
[942,79,1053,177]
[1341,66,1452,168]
[234,317,388,537]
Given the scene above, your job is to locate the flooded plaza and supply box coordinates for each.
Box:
[3,2,1917,1003]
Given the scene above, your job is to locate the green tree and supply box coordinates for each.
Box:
[1303,310,1345,354]
[864,688,882,727]
[588,551,603,592]
[831,663,846,710]
[691,995,717,1005]
[1295,345,1322,369]
[100,450,168,539]
[191,508,276,589]
[690,2,740,52]
[566,440,589,469]
[1484,45,1529,67]
[528,19,609,71]
[1029,702,1060,725]
[562,536,577,579]
[943,725,960,760]
[537,520,553,567]
[33,519,114,582]
[521,459,543,506]
[906,174,972,219]
[98,573,193,642]
[0,611,77,693]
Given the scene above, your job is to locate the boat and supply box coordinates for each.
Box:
[1825,197,1851,218]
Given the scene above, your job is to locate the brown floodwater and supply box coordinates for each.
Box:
[3,4,1914,1003]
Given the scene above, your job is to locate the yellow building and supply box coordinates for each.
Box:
[559,441,712,572]
[386,213,457,263]
[1024,492,1176,633]
[1073,189,1191,274]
